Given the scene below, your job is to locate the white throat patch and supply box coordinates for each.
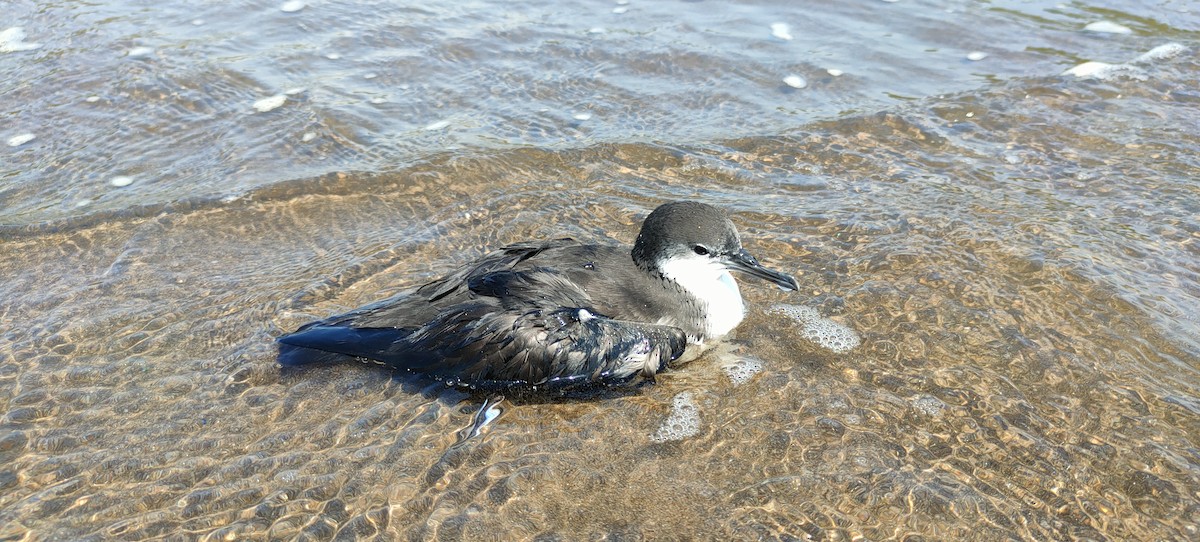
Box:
[659,255,746,339]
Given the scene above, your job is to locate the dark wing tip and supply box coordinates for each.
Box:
[276,326,411,366]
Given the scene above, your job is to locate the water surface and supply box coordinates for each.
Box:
[2,0,1198,540]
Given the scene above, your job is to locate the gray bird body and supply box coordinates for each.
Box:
[277,201,798,392]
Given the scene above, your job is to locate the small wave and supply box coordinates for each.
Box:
[1063,42,1187,81]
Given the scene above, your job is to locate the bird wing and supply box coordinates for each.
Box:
[315,238,581,329]
[277,266,687,392]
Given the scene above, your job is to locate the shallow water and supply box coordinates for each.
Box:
[3,0,1199,540]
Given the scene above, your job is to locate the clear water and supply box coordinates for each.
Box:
[2,0,1198,539]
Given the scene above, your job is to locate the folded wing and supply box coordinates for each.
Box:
[277,266,687,391]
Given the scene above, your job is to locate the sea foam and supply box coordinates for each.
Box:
[651,392,701,442]
[1065,42,1187,81]
[771,304,861,353]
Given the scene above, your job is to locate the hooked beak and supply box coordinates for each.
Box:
[724,249,799,291]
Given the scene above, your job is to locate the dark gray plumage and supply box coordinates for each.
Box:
[277,201,799,392]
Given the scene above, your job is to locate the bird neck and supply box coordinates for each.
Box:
[654,257,746,340]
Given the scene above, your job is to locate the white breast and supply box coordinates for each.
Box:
[659,256,746,339]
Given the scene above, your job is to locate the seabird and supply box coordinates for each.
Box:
[277,201,799,392]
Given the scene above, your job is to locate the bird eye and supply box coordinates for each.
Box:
[693,245,710,256]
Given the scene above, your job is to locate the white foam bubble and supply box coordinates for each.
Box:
[911,395,947,416]
[1133,43,1186,64]
[281,1,306,13]
[827,68,844,77]
[612,6,628,14]
[7,133,35,147]
[1064,61,1120,78]
[126,46,154,59]
[770,23,793,41]
[651,392,701,442]
[721,357,764,386]
[253,94,287,113]
[966,51,988,61]
[783,75,807,89]
[325,52,341,60]
[301,132,317,142]
[284,87,306,95]
[110,175,134,187]
[771,304,861,353]
[1064,43,1185,81]
[424,120,450,131]
[572,112,592,121]
[1084,21,1132,34]
[85,96,100,103]
[0,27,42,53]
